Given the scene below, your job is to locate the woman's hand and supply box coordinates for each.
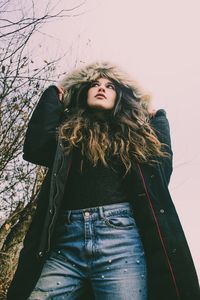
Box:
[147,101,157,118]
[149,109,157,118]
[56,85,65,102]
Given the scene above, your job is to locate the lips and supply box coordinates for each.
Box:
[95,93,106,99]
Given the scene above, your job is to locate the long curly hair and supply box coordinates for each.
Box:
[59,72,169,175]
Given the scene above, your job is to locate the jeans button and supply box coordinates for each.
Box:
[84,211,90,217]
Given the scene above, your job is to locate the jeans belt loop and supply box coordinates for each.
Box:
[99,206,105,219]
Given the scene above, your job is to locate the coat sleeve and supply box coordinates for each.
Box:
[150,109,173,185]
[23,85,64,167]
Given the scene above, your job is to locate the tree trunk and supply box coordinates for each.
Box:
[0,199,37,300]
[0,202,24,251]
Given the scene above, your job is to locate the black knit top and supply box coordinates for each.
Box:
[62,146,135,210]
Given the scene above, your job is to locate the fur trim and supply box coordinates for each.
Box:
[60,61,150,109]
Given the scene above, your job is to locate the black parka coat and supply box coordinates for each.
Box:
[7,81,199,299]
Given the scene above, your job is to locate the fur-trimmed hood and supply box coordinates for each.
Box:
[60,61,150,110]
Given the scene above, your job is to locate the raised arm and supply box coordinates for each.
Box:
[23,85,64,167]
[150,109,173,185]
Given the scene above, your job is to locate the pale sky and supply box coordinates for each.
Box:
[29,0,200,278]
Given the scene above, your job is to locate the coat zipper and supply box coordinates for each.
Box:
[46,155,72,252]
[136,163,180,299]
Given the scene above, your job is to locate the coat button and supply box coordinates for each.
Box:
[38,251,43,257]
[49,209,53,214]
[160,209,165,214]
[172,248,177,254]
[53,173,57,177]
[150,174,155,179]
[138,193,146,197]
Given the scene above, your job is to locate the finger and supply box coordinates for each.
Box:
[56,86,65,101]
[57,86,64,94]
[149,110,157,118]
[59,93,63,101]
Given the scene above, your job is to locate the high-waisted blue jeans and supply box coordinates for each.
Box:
[29,202,147,300]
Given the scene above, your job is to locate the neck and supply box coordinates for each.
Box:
[87,108,112,122]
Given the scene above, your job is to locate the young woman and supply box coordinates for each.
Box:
[7,62,199,300]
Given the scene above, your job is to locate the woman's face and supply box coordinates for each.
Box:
[87,78,117,110]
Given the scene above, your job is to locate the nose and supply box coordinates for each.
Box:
[98,85,105,92]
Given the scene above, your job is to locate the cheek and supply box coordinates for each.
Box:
[87,89,96,101]
[111,91,117,104]
[87,90,92,103]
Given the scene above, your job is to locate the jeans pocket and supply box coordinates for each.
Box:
[104,214,136,230]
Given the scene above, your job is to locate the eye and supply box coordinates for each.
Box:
[107,83,115,90]
[90,82,99,87]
